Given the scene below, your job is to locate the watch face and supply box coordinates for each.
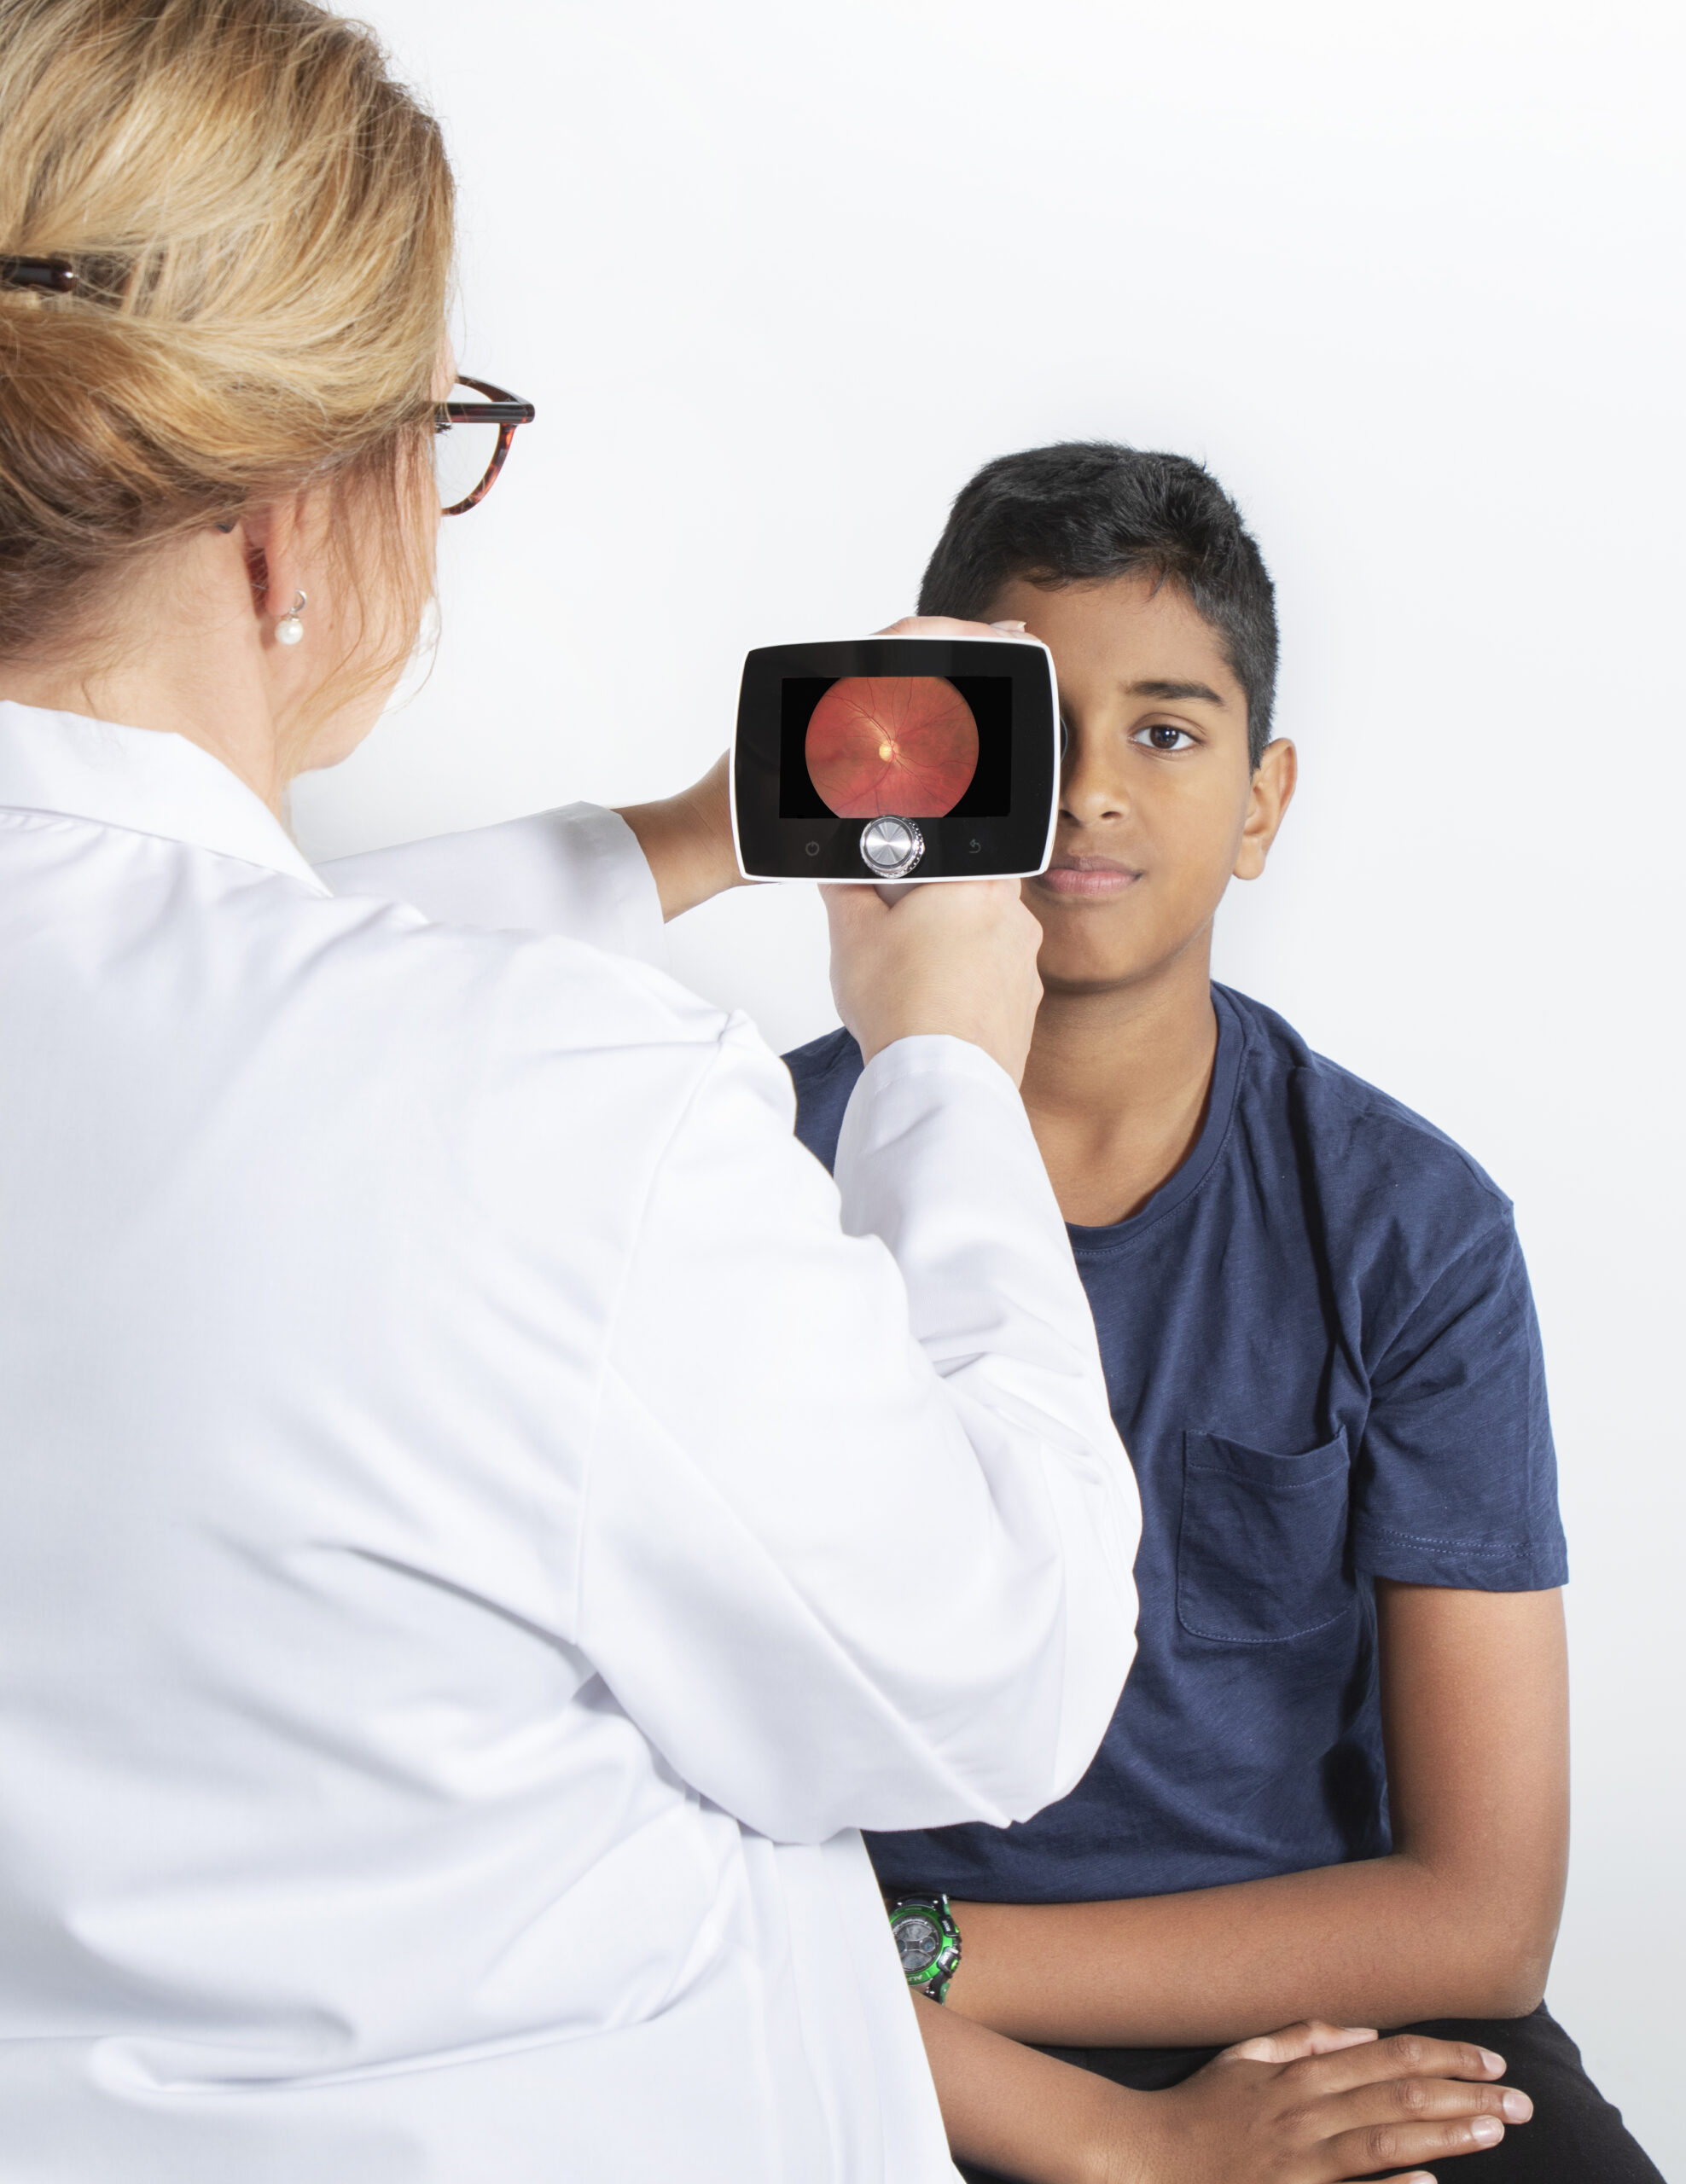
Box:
[895,1914,941,1976]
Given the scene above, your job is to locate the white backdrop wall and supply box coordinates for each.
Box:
[291,0,1686,2164]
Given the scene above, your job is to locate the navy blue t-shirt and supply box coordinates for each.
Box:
[785,985,1567,1905]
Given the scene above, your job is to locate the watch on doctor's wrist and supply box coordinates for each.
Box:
[888,1893,962,2003]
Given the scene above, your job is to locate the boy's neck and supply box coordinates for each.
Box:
[1020,932,1220,1228]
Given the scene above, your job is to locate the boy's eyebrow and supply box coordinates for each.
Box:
[1125,677,1229,706]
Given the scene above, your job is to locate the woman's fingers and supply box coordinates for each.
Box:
[823,876,1044,1082]
[1286,2031,1509,2098]
[1223,2019,1378,2065]
[872,614,1032,643]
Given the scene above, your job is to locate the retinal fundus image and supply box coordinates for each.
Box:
[803,677,980,819]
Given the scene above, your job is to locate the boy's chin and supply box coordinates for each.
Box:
[1034,915,1209,998]
[1036,944,1161,997]
[1030,883,1225,1001]
[1032,900,1145,981]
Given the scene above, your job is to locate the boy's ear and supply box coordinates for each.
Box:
[1234,738,1297,881]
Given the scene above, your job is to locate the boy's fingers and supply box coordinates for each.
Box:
[1323,2074,1531,2136]
[1324,2110,1509,2173]
[1292,2033,1508,2097]
[1224,2020,1377,2065]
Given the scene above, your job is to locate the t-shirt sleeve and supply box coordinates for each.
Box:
[1350,1211,1567,1590]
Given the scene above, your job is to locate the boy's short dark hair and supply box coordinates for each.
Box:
[917,443,1278,766]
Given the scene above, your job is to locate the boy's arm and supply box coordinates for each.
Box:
[941,1580,1568,2048]
[914,1990,1524,2183]
[914,1996,1124,2184]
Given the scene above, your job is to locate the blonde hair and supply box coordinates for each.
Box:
[0,0,454,723]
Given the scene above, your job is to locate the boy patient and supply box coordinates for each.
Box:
[786,446,1662,2184]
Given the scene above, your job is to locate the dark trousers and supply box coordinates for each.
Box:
[956,2007,1665,2184]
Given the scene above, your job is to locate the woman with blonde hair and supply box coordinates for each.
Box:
[0,3,1524,2178]
[0,6,1128,2175]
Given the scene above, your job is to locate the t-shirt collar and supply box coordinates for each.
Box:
[0,700,328,896]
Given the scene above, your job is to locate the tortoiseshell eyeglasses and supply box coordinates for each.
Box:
[0,258,535,519]
[435,377,536,514]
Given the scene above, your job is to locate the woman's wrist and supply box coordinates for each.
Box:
[615,752,745,921]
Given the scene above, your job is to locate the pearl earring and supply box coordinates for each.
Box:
[274,590,307,647]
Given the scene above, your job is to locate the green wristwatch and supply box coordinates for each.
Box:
[887,1893,962,2004]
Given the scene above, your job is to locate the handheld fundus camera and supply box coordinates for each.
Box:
[730,635,1061,883]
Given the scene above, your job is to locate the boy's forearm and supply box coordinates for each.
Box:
[945,1850,1556,2050]
[947,1583,1569,2050]
[913,1993,1127,2184]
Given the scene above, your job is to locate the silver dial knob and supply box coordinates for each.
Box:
[858,816,924,880]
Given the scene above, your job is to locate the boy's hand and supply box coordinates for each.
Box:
[1100,2022,1530,2184]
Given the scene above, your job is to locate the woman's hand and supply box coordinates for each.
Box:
[823,609,1045,1077]
[873,613,1029,642]
[1098,2021,1531,2184]
[613,617,1028,924]
[614,752,746,921]
[824,876,1044,1083]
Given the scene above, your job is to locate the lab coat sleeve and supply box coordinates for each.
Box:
[580,1016,1141,1845]
[318,804,666,965]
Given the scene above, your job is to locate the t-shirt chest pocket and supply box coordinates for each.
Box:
[1176,1428,1355,1644]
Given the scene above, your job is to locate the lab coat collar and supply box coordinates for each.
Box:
[0,700,329,896]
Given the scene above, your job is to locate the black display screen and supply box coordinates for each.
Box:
[777,675,1012,819]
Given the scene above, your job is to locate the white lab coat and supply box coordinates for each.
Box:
[0,700,1140,2182]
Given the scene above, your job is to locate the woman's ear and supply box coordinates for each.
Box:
[1233,737,1298,881]
[232,497,309,643]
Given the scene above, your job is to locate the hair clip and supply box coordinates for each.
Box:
[0,257,78,293]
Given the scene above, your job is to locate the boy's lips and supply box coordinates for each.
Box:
[1034,857,1142,898]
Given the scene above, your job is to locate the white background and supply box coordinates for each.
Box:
[292,0,1686,2165]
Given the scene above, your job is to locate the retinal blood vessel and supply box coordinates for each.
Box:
[805,677,980,819]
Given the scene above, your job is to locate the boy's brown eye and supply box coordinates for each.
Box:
[1137,723,1195,752]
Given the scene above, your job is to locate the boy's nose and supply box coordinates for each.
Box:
[1060,741,1130,824]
